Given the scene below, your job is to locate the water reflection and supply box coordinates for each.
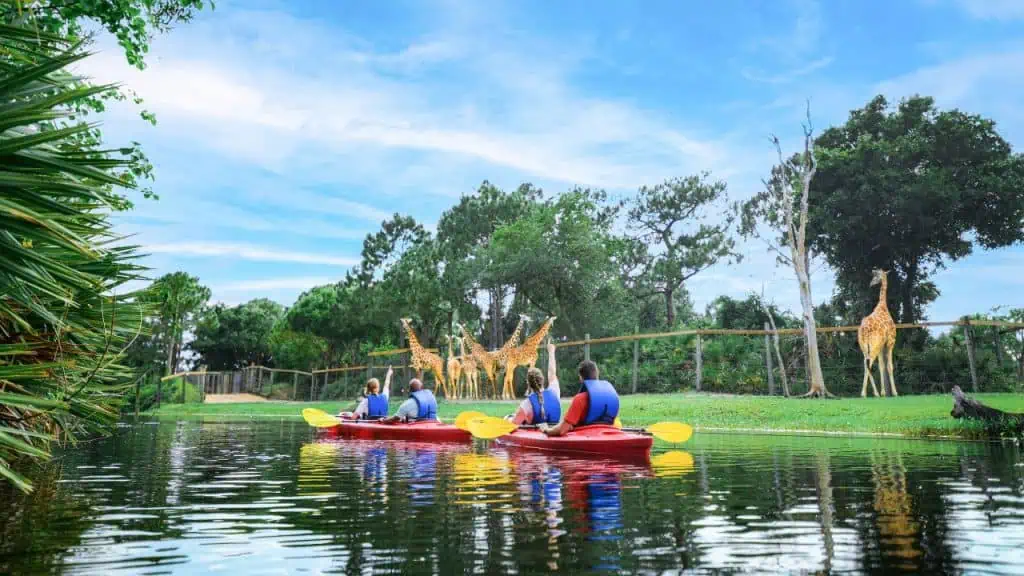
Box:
[2,420,1024,574]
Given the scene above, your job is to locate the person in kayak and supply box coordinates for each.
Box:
[338,366,392,420]
[378,378,440,423]
[539,359,618,437]
[507,340,560,425]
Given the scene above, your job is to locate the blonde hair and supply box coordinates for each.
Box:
[526,367,546,421]
[365,378,380,396]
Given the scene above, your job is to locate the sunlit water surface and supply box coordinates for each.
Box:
[1,419,1022,574]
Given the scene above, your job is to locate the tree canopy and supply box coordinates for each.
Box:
[809,95,1024,330]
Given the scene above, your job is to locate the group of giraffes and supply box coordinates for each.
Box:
[399,315,557,400]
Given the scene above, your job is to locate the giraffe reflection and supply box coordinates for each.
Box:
[871,450,922,569]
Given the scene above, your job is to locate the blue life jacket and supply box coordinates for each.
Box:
[365,394,388,419]
[410,389,438,420]
[580,380,619,426]
[527,389,561,425]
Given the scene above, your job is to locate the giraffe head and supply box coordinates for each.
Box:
[870,269,888,287]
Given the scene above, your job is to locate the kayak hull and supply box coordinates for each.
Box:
[494,425,653,456]
[323,420,472,443]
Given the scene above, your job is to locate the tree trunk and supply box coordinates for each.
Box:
[664,287,676,328]
[950,386,1023,434]
[165,325,176,376]
[900,262,917,326]
[797,266,830,398]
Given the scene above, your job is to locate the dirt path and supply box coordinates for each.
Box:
[204,393,268,404]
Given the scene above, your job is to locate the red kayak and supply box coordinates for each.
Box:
[494,425,653,456]
[323,420,471,443]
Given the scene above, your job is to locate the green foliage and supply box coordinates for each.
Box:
[810,95,1024,328]
[269,326,326,371]
[0,24,147,492]
[147,271,210,373]
[133,376,201,412]
[190,298,284,370]
[625,172,742,327]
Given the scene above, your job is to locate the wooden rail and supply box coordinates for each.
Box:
[161,318,1022,400]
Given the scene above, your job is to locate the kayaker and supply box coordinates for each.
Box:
[539,359,618,437]
[507,341,560,425]
[352,366,392,420]
[378,378,440,423]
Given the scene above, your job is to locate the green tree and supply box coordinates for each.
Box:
[625,172,741,327]
[0,24,147,492]
[150,272,210,374]
[810,95,1024,333]
[269,324,327,372]
[437,181,541,347]
[482,188,631,338]
[191,299,284,370]
[287,284,366,366]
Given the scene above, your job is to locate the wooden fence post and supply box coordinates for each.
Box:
[179,376,185,404]
[963,320,979,393]
[631,325,639,394]
[135,376,141,417]
[292,372,298,401]
[764,322,775,396]
[695,334,703,392]
[994,329,1004,368]
[584,333,591,362]
[156,377,162,409]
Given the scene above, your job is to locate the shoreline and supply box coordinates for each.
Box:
[141,392,1024,441]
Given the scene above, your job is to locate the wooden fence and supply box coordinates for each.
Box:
[158,318,1023,403]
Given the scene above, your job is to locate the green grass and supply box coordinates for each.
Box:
[146,392,1024,439]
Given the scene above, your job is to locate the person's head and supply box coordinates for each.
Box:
[365,378,380,396]
[409,378,424,392]
[578,360,599,383]
[526,367,545,394]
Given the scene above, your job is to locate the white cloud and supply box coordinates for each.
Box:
[214,277,335,292]
[951,0,1024,20]
[144,242,359,266]
[74,6,736,192]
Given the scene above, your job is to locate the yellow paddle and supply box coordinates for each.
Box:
[466,416,518,440]
[454,411,489,431]
[302,408,342,428]
[463,415,694,444]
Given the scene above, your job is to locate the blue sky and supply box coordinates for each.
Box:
[82,0,1023,322]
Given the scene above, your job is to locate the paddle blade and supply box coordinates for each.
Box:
[646,422,693,444]
[613,416,622,429]
[455,411,488,431]
[466,416,518,440]
[302,408,342,428]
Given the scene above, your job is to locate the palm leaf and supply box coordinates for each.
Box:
[0,22,147,492]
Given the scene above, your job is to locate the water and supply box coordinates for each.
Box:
[1,419,1022,575]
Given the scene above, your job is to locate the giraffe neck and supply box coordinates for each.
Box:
[874,276,888,313]
[523,320,554,349]
[403,324,423,351]
[502,317,528,351]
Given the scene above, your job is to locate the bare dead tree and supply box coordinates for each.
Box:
[769,104,832,397]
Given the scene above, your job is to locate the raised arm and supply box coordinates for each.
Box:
[546,340,557,386]
[383,366,393,399]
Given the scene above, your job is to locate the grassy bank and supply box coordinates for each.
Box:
[146,392,1024,439]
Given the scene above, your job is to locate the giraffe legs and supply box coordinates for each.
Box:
[886,340,898,397]
[502,365,516,400]
[861,355,880,398]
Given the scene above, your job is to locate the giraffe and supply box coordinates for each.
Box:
[858,269,897,398]
[458,336,479,400]
[499,316,557,400]
[444,334,463,400]
[458,314,529,398]
[400,318,447,397]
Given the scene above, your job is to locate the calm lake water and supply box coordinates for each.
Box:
[1,419,1023,575]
